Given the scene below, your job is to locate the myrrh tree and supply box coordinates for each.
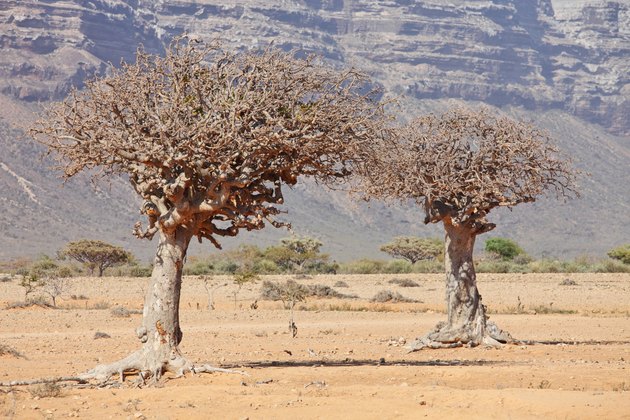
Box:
[27,38,388,383]
[361,107,578,350]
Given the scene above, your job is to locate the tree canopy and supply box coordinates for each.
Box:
[362,107,579,234]
[32,37,388,248]
[359,107,579,351]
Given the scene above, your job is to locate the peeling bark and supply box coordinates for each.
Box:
[408,220,513,351]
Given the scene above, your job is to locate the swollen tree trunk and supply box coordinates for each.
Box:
[408,220,512,351]
[0,226,247,387]
[84,226,193,381]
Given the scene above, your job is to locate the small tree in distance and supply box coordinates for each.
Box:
[260,279,308,337]
[59,240,132,277]
[380,236,443,264]
[265,236,328,273]
[231,270,259,310]
[361,107,579,350]
[19,256,73,307]
[30,37,389,383]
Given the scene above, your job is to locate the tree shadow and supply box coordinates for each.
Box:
[223,358,506,369]
[521,340,630,346]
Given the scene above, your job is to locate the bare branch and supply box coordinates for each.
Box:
[361,107,579,232]
[31,37,390,245]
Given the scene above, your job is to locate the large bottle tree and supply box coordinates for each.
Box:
[361,107,578,350]
[30,38,388,382]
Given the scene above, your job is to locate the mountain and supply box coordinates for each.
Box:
[0,0,628,262]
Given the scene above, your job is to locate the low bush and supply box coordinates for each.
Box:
[90,301,111,309]
[338,259,386,274]
[608,244,630,265]
[307,284,358,299]
[383,260,413,274]
[6,296,53,309]
[476,260,525,273]
[370,290,416,303]
[260,280,356,300]
[110,306,142,318]
[0,343,25,358]
[388,278,419,287]
[411,260,442,273]
[30,382,63,398]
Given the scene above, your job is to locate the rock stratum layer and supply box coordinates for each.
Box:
[1,0,628,134]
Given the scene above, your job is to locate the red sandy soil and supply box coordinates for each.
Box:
[1,272,629,419]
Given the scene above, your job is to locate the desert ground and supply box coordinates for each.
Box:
[1,272,629,419]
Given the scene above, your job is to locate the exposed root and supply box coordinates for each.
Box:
[407,320,515,352]
[0,352,247,389]
[0,376,89,387]
[191,364,249,376]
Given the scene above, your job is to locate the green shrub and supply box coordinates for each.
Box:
[213,259,239,274]
[253,258,280,274]
[593,259,630,273]
[484,237,525,261]
[338,259,385,274]
[306,261,339,274]
[384,259,413,274]
[184,260,214,275]
[411,259,442,273]
[129,264,152,277]
[476,260,524,273]
[608,244,630,264]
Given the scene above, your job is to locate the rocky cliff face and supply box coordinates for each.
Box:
[1,0,627,133]
[0,0,628,260]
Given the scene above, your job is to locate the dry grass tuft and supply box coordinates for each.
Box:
[0,344,25,359]
[110,306,142,318]
[29,382,63,398]
[388,278,420,287]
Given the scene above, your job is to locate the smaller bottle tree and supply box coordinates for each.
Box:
[380,236,443,264]
[361,107,579,350]
[59,240,132,277]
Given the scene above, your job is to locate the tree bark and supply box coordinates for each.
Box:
[408,219,513,351]
[442,221,482,341]
[82,226,194,382]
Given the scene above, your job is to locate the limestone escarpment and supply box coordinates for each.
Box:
[0,0,627,260]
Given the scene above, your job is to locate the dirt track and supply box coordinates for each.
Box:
[1,273,629,419]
